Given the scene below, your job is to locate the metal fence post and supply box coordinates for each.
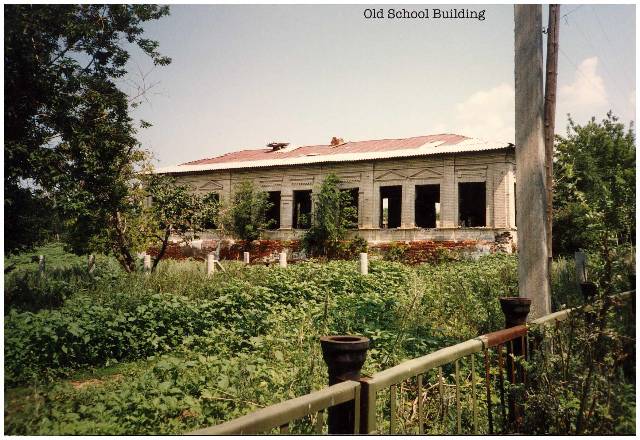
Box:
[499,297,531,431]
[243,251,250,264]
[38,255,45,274]
[359,253,368,275]
[320,336,370,434]
[279,251,287,268]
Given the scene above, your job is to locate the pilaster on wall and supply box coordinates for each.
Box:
[492,163,510,229]
[280,191,293,230]
[508,163,516,228]
[440,158,457,227]
[360,164,375,229]
[485,163,495,227]
[401,183,416,228]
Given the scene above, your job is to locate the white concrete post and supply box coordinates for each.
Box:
[88,254,96,274]
[38,255,45,274]
[514,4,550,318]
[243,251,250,264]
[359,252,368,275]
[575,251,587,284]
[143,254,152,273]
[279,251,287,268]
[206,253,216,276]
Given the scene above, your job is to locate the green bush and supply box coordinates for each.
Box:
[5,251,633,434]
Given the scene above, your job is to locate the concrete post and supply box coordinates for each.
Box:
[359,253,368,275]
[514,4,550,319]
[574,251,587,284]
[206,253,216,276]
[320,336,370,434]
[88,254,96,274]
[38,255,45,274]
[243,251,250,264]
[143,254,151,273]
[279,251,287,268]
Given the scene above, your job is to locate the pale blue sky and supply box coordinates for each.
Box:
[125,4,636,167]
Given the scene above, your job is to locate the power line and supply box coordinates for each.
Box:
[558,46,602,92]
[589,6,635,86]
[561,5,583,23]
[560,9,633,113]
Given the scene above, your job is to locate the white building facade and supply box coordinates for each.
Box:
[157,134,517,244]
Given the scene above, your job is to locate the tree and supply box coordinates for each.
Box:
[143,176,219,272]
[302,174,358,257]
[221,181,272,244]
[4,5,171,255]
[553,112,635,256]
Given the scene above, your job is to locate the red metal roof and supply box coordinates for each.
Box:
[181,134,470,166]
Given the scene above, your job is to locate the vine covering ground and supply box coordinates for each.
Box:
[3,244,633,434]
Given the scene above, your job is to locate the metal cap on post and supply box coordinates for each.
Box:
[499,297,531,328]
[579,282,598,302]
[320,335,370,434]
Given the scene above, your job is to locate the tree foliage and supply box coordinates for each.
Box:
[302,174,358,257]
[553,113,635,255]
[220,180,273,243]
[143,176,219,271]
[4,4,171,256]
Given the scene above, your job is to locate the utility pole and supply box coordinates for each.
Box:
[544,5,560,296]
[514,5,551,318]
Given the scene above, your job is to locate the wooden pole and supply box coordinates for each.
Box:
[514,5,551,318]
[544,4,560,297]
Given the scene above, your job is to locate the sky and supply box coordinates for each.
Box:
[125,4,636,167]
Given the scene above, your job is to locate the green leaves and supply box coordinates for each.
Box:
[302,174,359,257]
[219,180,273,242]
[4,5,171,258]
[553,112,635,255]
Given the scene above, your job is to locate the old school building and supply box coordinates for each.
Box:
[156,133,517,245]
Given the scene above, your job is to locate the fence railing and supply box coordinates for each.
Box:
[189,380,361,435]
[187,290,634,435]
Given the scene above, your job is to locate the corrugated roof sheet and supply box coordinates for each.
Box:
[156,134,513,174]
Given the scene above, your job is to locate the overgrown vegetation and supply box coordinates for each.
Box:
[553,113,635,256]
[523,293,635,434]
[219,180,273,244]
[5,243,634,434]
[4,246,514,434]
[302,174,358,257]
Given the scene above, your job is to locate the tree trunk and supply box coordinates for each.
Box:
[152,228,171,272]
[112,211,136,273]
